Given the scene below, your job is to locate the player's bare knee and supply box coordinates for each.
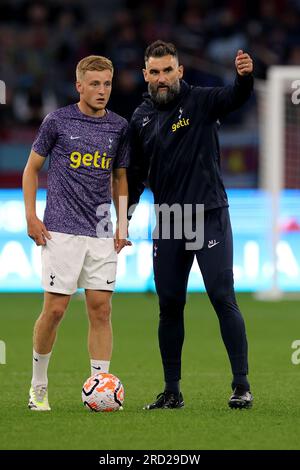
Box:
[41,305,66,325]
[88,302,111,324]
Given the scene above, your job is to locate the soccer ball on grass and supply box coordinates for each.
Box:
[82,372,124,412]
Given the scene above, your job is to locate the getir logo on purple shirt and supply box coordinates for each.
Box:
[69,150,112,170]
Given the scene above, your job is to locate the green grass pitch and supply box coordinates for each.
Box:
[0,292,300,450]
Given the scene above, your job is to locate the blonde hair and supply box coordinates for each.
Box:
[76,55,114,81]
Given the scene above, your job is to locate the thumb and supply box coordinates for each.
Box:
[114,238,118,250]
[42,224,51,240]
[237,49,243,56]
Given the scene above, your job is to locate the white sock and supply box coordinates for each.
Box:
[90,359,110,376]
[31,349,52,388]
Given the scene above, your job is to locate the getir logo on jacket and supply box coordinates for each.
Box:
[172,118,190,132]
[69,151,112,169]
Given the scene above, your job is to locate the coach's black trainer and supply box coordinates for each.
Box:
[143,391,184,410]
[228,386,253,409]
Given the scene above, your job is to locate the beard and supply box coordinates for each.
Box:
[148,80,181,105]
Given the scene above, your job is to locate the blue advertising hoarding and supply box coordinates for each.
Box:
[0,189,299,292]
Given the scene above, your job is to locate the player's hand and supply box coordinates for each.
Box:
[235,50,253,76]
[114,225,132,254]
[27,215,51,246]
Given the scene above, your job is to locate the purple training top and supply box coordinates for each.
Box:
[32,104,130,237]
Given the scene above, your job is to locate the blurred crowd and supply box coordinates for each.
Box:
[0,0,300,130]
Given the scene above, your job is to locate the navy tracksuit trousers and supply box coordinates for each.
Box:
[153,207,249,385]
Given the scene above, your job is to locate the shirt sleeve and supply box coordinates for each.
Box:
[32,113,58,158]
[196,73,254,122]
[113,123,130,169]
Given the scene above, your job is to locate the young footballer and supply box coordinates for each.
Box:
[23,55,131,411]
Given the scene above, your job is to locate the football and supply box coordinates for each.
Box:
[82,372,124,412]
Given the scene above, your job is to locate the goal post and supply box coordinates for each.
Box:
[256,66,300,299]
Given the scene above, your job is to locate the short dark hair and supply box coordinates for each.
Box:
[144,40,178,63]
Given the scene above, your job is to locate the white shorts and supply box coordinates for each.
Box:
[41,231,117,295]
